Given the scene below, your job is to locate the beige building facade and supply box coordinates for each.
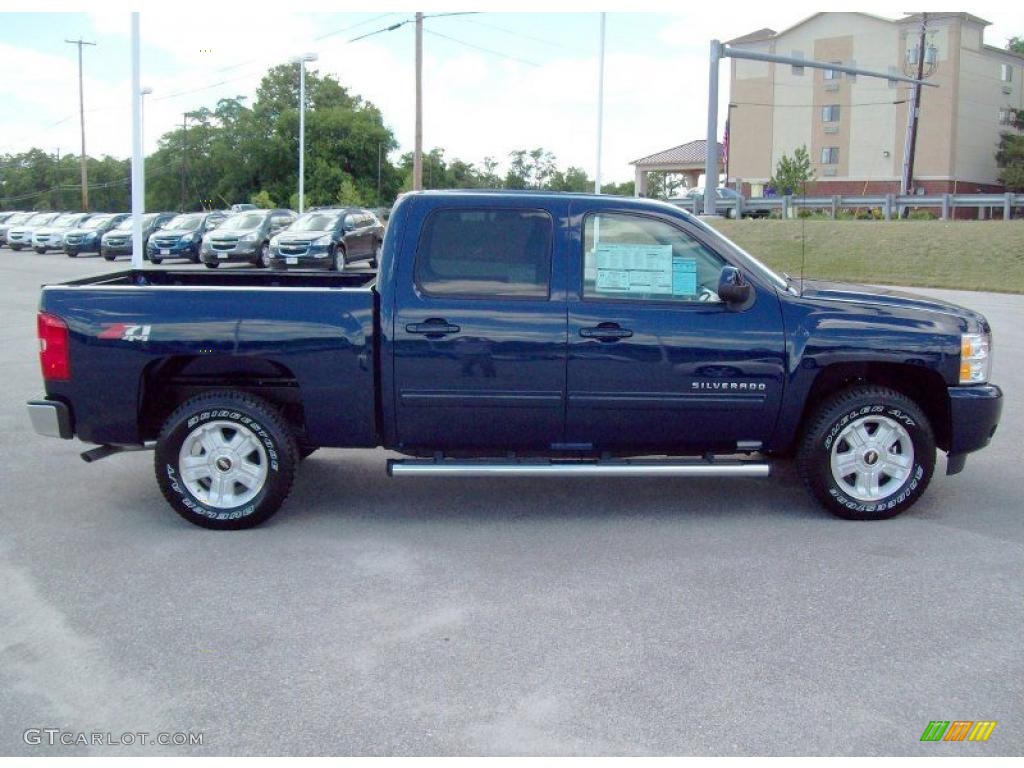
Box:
[727,12,1024,196]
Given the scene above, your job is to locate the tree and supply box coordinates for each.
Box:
[250,190,276,208]
[996,110,1024,191]
[768,146,814,195]
[1008,36,1024,55]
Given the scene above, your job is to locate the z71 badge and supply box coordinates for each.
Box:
[98,323,152,342]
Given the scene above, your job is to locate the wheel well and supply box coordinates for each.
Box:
[138,355,306,442]
[796,363,951,452]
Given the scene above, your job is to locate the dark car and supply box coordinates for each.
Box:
[100,212,177,261]
[200,208,296,268]
[64,213,130,257]
[26,191,1002,530]
[147,211,225,264]
[674,187,773,219]
[268,207,384,271]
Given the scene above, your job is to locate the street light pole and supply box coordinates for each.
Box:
[140,87,152,214]
[413,12,424,191]
[291,52,318,213]
[130,13,144,269]
[594,12,606,194]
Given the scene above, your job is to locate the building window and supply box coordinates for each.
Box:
[999,108,1017,126]
[1002,63,1014,82]
[820,147,839,165]
[824,61,841,80]
[822,104,841,122]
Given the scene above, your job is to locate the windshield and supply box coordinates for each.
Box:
[28,213,57,225]
[165,214,202,230]
[290,212,340,231]
[220,213,264,230]
[115,214,160,231]
[9,212,32,224]
[52,213,80,227]
[81,215,113,230]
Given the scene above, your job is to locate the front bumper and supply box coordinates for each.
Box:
[270,244,332,269]
[64,235,100,253]
[945,384,1002,474]
[149,242,197,259]
[102,241,134,256]
[27,399,73,439]
[202,243,259,263]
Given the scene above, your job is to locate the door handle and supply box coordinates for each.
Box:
[579,324,633,341]
[406,319,461,336]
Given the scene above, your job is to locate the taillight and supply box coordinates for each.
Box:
[38,312,70,381]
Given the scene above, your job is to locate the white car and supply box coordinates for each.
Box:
[31,212,94,253]
[6,212,60,251]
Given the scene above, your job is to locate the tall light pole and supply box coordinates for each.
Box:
[291,52,318,213]
[65,37,96,211]
[413,12,424,191]
[140,87,152,214]
[130,13,144,269]
[594,13,606,194]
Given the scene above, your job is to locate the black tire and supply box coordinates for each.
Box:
[67,251,77,258]
[34,247,46,254]
[150,256,162,265]
[204,261,218,269]
[155,390,298,530]
[331,246,346,272]
[10,245,21,251]
[797,385,935,520]
[102,253,115,261]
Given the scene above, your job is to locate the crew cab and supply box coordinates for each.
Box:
[27,191,1002,529]
[268,207,384,271]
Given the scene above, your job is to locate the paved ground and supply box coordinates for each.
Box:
[1,249,1021,756]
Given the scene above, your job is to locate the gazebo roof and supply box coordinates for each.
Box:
[631,139,724,169]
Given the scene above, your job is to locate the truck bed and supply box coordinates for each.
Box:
[40,268,380,449]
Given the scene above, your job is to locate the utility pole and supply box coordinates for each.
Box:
[291,53,318,213]
[377,141,382,205]
[594,12,606,194]
[901,12,928,214]
[54,148,61,210]
[65,37,96,211]
[413,11,423,191]
[180,113,189,211]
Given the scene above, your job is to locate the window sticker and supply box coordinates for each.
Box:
[672,258,698,296]
[593,243,673,295]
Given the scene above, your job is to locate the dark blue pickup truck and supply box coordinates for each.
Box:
[27,191,1002,529]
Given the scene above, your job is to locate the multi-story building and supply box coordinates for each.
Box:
[726,12,1024,197]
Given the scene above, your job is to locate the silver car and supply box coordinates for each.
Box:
[6,212,59,251]
[31,212,94,253]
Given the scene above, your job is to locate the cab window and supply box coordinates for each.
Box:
[582,212,726,303]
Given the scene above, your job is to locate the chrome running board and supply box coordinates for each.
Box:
[387,458,770,478]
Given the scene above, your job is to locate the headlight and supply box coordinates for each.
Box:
[269,236,280,248]
[314,235,333,246]
[180,233,195,243]
[959,332,991,384]
[240,232,258,242]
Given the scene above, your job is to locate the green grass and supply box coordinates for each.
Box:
[709,219,1024,293]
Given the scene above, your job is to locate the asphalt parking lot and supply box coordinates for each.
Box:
[1,248,1021,756]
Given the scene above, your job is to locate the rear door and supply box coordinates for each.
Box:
[392,199,569,451]
[564,206,786,454]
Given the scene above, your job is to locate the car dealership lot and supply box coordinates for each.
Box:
[1,251,1021,756]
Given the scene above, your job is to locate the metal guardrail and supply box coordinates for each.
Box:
[673,192,1024,220]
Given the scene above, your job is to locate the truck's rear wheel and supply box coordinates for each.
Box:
[797,385,935,520]
[155,391,298,529]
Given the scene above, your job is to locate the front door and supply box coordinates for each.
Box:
[393,200,569,451]
[565,207,786,453]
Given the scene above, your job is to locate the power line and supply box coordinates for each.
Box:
[423,29,541,67]
[314,12,395,41]
[455,16,571,51]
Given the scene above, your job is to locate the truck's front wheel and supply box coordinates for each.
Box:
[155,391,298,529]
[797,385,935,520]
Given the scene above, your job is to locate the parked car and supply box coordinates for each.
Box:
[199,208,296,268]
[230,203,256,212]
[31,212,94,253]
[6,211,59,251]
[0,211,34,246]
[63,213,130,257]
[100,212,176,260]
[26,191,1002,530]
[674,187,773,219]
[147,211,225,264]
[268,207,384,271]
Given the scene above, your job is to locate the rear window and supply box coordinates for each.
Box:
[415,208,552,299]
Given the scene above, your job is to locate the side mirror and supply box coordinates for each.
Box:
[717,265,753,306]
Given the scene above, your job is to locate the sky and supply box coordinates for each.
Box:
[2,1,1023,185]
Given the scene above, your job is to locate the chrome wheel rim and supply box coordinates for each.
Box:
[830,415,914,502]
[260,244,270,267]
[374,244,382,261]
[335,250,345,271]
[178,420,269,509]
